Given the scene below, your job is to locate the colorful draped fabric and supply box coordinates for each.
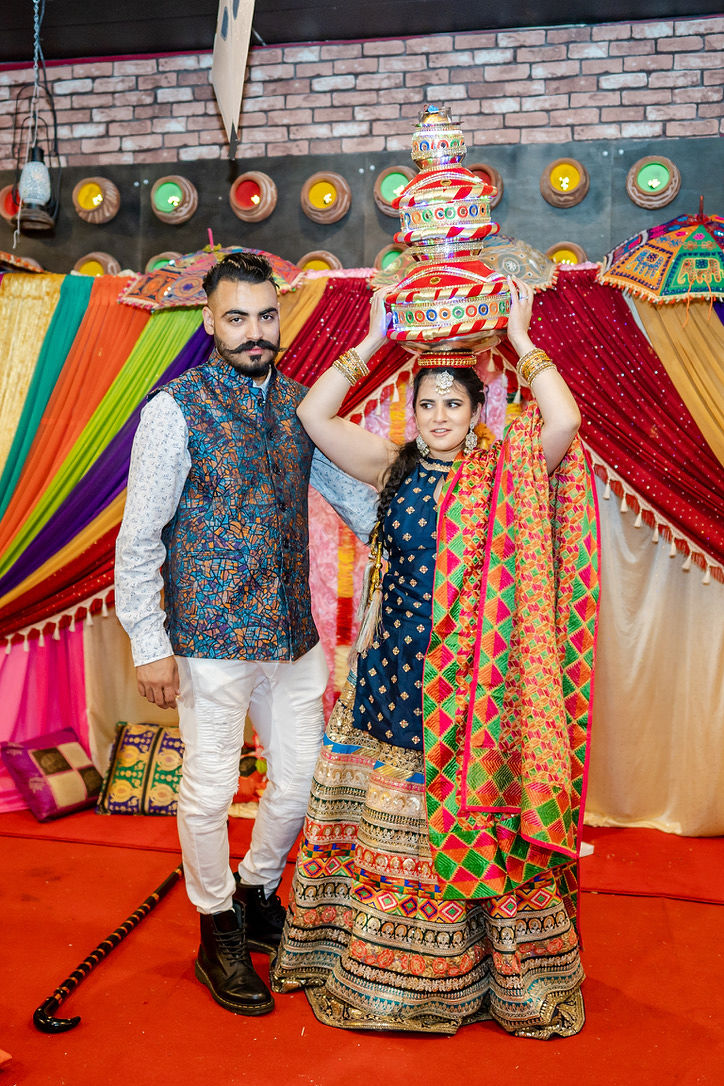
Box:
[272,677,586,1037]
[424,406,599,901]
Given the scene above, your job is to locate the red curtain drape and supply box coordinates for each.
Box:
[278,277,373,385]
[532,268,724,568]
[0,530,117,641]
[277,275,416,414]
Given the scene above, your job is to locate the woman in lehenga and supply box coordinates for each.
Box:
[271,278,599,1038]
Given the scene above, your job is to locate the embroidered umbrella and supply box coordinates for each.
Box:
[118,245,300,311]
[598,202,724,304]
[0,250,43,272]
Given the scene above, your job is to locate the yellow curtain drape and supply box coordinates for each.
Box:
[633,297,724,467]
[278,277,329,349]
[0,273,64,477]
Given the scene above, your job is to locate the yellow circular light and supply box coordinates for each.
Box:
[77,181,104,210]
[78,259,105,276]
[550,162,581,193]
[308,180,337,209]
[550,247,580,265]
[302,257,333,271]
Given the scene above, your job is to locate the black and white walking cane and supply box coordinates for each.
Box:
[33,863,184,1033]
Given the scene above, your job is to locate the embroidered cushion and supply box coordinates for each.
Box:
[0,729,103,821]
[97,722,184,815]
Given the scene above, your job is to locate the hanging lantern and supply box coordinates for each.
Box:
[10,0,61,236]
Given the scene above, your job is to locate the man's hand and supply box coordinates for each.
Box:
[136,656,180,709]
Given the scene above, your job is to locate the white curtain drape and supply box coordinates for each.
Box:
[584,476,724,836]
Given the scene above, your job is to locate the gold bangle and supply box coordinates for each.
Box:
[332,347,370,385]
[516,347,548,377]
[517,347,556,386]
[525,359,557,385]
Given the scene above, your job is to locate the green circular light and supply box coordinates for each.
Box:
[636,162,671,193]
[153,181,184,213]
[380,247,404,269]
[379,171,409,204]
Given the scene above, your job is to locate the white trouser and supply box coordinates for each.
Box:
[175,642,328,914]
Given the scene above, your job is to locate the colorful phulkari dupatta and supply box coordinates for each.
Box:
[423,405,599,902]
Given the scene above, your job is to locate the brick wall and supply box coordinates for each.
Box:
[0,16,722,170]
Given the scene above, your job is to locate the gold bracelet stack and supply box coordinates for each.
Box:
[332,347,370,385]
[516,347,557,386]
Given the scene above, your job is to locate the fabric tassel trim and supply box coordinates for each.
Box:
[352,522,385,656]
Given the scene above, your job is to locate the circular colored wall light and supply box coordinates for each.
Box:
[73,251,122,276]
[373,166,415,217]
[626,155,681,209]
[229,171,278,222]
[150,175,198,224]
[300,172,351,224]
[72,177,121,224]
[467,162,504,208]
[145,251,183,272]
[545,241,587,265]
[540,158,590,208]
[374,243,408,270]
[0,184,20,224]
[297,250,343,271]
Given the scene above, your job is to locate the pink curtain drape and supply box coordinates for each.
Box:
[0,625,87,811]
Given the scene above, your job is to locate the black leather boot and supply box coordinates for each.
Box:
[233,877,287,955]
[195,904,274,1016]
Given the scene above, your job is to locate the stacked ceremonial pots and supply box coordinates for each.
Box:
[385,105,510,364]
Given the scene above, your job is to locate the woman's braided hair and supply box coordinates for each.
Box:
[373,366,487,534]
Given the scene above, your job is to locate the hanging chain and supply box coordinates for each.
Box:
[14,0,43,247]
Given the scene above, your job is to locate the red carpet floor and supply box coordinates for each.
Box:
[1,813,722,1086]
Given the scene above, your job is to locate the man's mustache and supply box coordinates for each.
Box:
[229,339,279,354]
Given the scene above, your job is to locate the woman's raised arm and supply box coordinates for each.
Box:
[297,288,399,489]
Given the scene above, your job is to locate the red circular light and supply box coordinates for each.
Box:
[2,188,19,217]
[233,178,262,210]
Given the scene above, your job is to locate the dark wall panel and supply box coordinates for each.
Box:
[1,137,722,274]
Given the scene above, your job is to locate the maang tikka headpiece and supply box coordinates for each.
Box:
[434,371,454,394]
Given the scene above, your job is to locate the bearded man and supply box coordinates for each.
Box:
[115,253,375,1016]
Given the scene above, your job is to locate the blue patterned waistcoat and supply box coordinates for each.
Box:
[161,352,317,660]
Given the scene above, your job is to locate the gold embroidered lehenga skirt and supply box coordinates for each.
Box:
[271,679,585,1037]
